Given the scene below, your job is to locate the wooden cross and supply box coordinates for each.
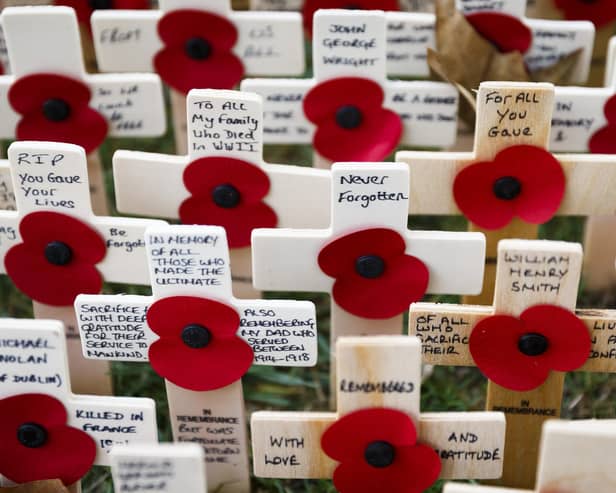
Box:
[75,224,318,493]
[443,419,616,493]
[112,88,330,299]
[0,318,158,492]
[240,9,460,167]
[251,161,485,397]
[397,81,616,306]
[110,443,206,493]
[90,0,305,154]
[409,238,616,488]
[252,335,506,489]
[0,6,166,215]
[0,140,166,396]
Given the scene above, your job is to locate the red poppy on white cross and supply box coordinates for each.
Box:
[251,161,486,395]
[75,224,318,493]
[89,0,305,154]
[0,141,166,396]
[443,419,616,493]
[0,318,157,491]
[240,9,460,167]
[251,336,506,492]
[112,88,330,299]
[0,6,166,214]
[409,239,616,488]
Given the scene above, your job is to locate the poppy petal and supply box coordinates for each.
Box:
[113,0,150,8]
[302,0,400,34]
[9,74,91,116]
[465,12,532,53]
[553,0,616,29]
[589,95,616,153]
[157,10,238,51]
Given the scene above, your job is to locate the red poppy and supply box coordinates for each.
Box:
[303,77,402,162]
[553,0,616,29]
[453,145,565,230]
[465,12,532,53]
[302,0,400,34]
[147,296,253,391]
[0,394,96,485]
[318,228,429,319]
[154,9,244,95]
[589,94,616,153]
[179,157,277,248]
[8,73,108,154]
[470,304,591,391]
[4,211,106,307]
[322,408,441,493]
[54,0,150,28]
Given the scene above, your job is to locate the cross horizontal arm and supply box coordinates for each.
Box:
[443,485,523,493]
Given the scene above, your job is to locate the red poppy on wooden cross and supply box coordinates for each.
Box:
[0,141,166,396]
[251,162,486,397]
[409,239,616,488]
[0,6,166,215]
[0,318,157,491]
[112,88,330,298]
[75,224,318,493]
[241,9,460,167]
[90,0,305,154]
[251,336,506,492]
[443,419,616,493]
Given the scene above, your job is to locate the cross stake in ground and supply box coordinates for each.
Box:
[75,224,319,493]
[409,238,616,488]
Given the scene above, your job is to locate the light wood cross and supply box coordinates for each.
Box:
[112,88,330,299]
[251,161,485,397]
[0,6,166,215]
[75,224,318,493]
[240,9,460,167]
[0,141,166,396]
[443,419,616,493]
[110,443,207,493]
[409,238,616,488]
[90,0,305,155]
[252,335,506,490]
[397,81,616,305]
[0,318,158,492]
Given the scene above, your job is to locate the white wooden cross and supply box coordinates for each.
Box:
[240,9,460,167]
[0,318,158,491]
[0,140,166,396]
[252,335,506,489]
[90,0,305,154]
[112,88,330,299]
[397,81,616,305]
[443,419,616,493]
[110,443,207,493]
[409,239,616,488]
[251,161,485,394]
[75,224,318,493]
[0,6,165,215]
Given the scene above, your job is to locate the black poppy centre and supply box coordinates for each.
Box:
[45,241,73,266]
[89,0,114,9]
[42,98,71,122]
[364,440,396,468]
[181,324,212,349]
[17,422,48,448]
[335,105,363,130]
[212,184,241,209]
[355,255,386,279]
[185,37,213,60]
[492,176,522,201]
[518,332,549,357]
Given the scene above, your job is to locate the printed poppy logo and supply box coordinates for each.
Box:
[553,0,616,29]
[469,304,591,391]
[318,228,429,319]
[146,296,254,391]
[4,211,106,307]
[54,0,150,32]
[453,145,566,230]
[589,95,616,154]
[154,9,244,95]
[8,74,108,154]
[302,0,400,34]
[303,77,402,162]
[465,12,532,54]
[321,408,441,493]
[0,394,96,485]
[179,157,277,248]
